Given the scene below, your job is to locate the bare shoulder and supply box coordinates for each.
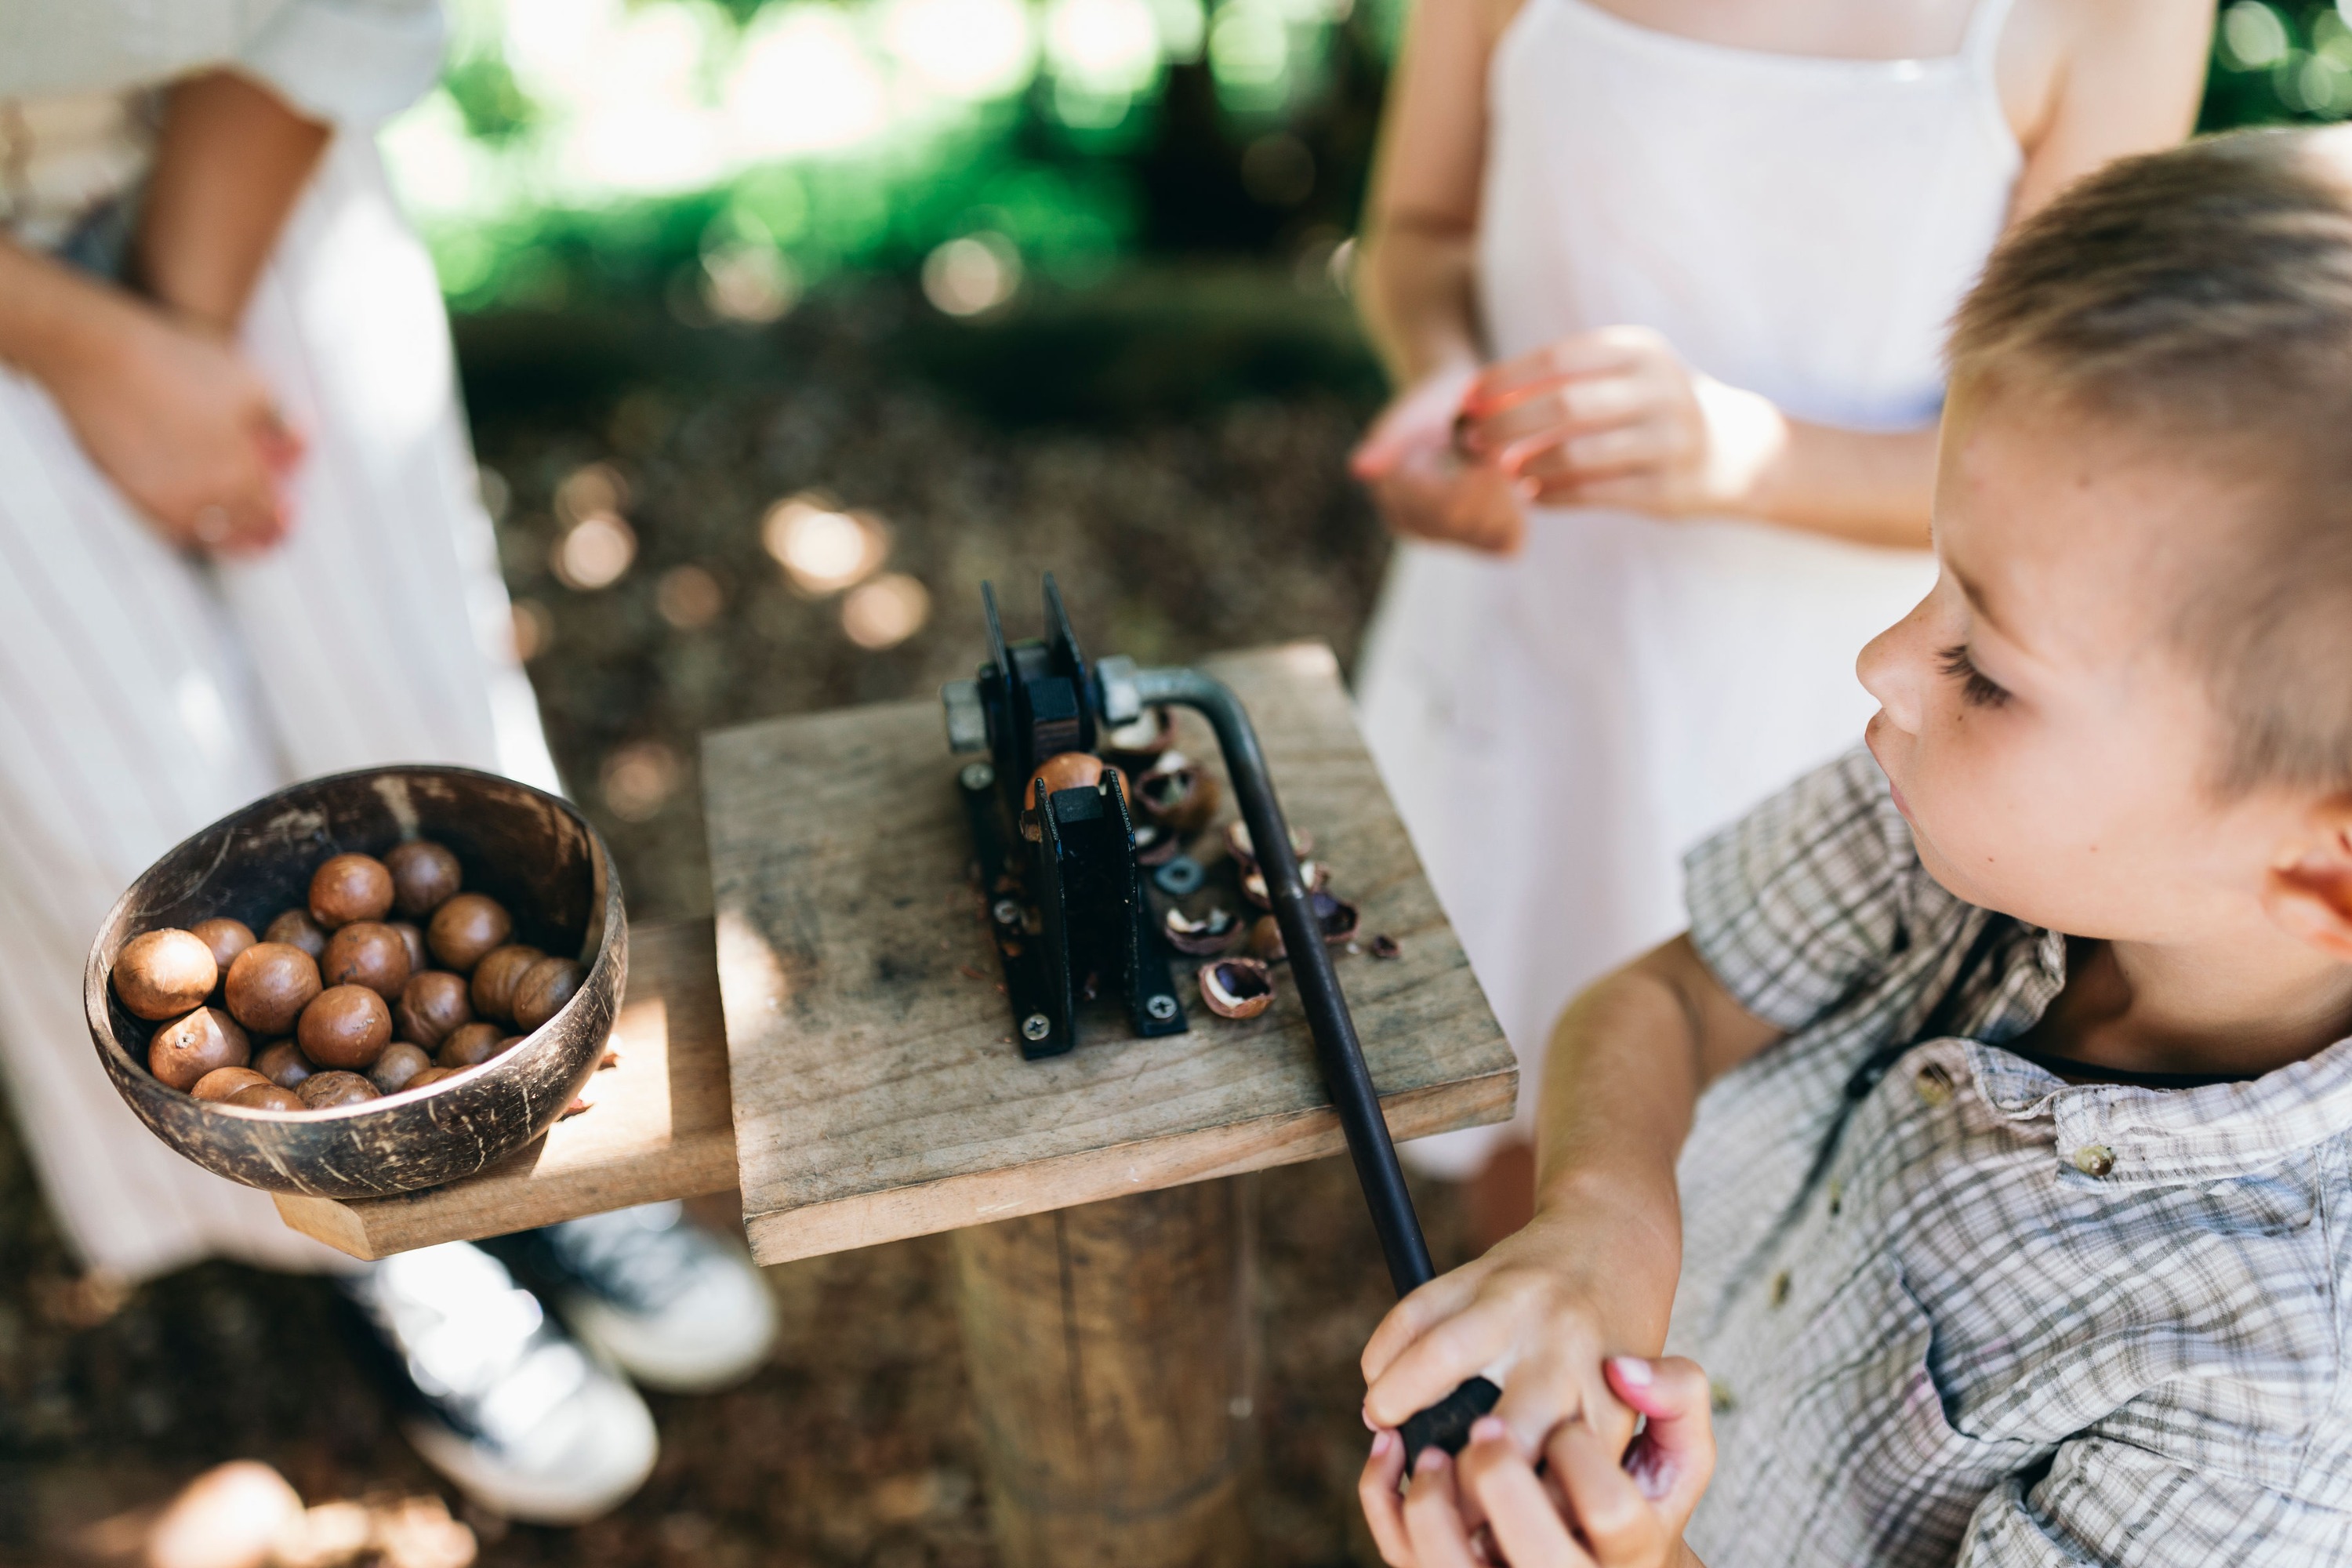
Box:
[1997,0,2212,150]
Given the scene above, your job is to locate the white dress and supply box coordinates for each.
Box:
[1357,0,2020,1176]
[0,7,561,1279]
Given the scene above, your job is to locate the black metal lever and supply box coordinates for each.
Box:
[1127,666,1501,1467]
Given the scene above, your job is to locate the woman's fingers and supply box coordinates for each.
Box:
[1363,1287,1529,1428]
[1465,327,1662,416]
[1462,374,1651,459]
[1460,1418,1595,1568]
[1401,1450,1486,1568]
[1546,1417,1661,1565]
[1605,1356,1716,1526]
[1361,1430,1418,1566]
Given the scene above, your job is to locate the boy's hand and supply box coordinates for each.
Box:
[1362,1197,1676,1461]
[1360,1356,1715,1568]
[1455,327,1786,521]
[1352,366,1526,554]
[43,294,301,555]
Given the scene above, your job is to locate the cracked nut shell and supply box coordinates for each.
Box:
[310,853,394,929]
[1198,956,1275,1020]
[223,943,322,1036]
[115,929,220,1021]
[296,985,392,1070]
[427,893,511,973]
[149,1007,251,1091]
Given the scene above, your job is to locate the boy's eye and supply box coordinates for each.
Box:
[1936,644,2011,709]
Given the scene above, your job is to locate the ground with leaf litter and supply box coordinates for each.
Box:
[0,278,1492,1568]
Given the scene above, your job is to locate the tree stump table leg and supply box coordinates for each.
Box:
[951,1175,1258,1568]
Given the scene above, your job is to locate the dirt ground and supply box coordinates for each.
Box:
[0,274,1494,1567]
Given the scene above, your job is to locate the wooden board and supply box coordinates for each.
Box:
[274,918,738,1258]
[702,641,1515,1267]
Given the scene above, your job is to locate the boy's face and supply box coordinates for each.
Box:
[1858,391,2290,944]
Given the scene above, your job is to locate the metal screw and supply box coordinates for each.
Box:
[1021,1013,1052,1043]
[1145,994,1178,1022]
[960,762,996,793]
[992,898,1022,927]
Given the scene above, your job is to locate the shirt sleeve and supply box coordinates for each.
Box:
[237,0,447,128]
[1682,747,1918,1032]
[1959,1436,2352,1566]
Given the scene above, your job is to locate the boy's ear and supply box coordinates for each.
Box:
[2263,800,2352,961]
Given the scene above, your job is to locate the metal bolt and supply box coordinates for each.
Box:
[960,762,996,793]
[992,898,1022,927]
[1146,994,1178,1022]
[1021,1013,1052,1043]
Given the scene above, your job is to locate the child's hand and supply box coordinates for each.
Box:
[1360,1355,1715,1568]
[42,291,301,555]
[1455,327,1786,521]
[1352,366,1526,554]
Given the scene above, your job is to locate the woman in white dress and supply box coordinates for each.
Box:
[0,5,774,1520]
[1349,0,2212,1238]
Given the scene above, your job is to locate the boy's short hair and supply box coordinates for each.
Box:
[1948,126,2352,797]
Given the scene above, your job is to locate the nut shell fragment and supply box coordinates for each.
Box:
[1163,906,1243,956]
[1221,820,1312,871]
[1249,915,1287,964]
[1198,956,1274,1020]
[1135,753,1219,836]
[1241,860,1328,909]
[1313,890,1360,945]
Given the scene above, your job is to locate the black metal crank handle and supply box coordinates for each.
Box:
[1128,666,1499,1461]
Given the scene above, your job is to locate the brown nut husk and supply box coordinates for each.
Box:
[115,929,220,1022]
[310,853,394,928]
[1368,933,1402,960]
[149,1007,251,1091]
[296,985,392,1070]
[368,1042,434,1094]
[1198,956,1274,1020]
[1132,822,1183,867]
[510,956,584,1033]
[222,944,321,1036]
[192,1066,273,1103]
[252,1039,315,1089]
[263,909,328,960]
[396,970,473,1048]
[1240,860,1328,909]
[1100,706,1175,770]
[437,1022,508,1069]
[1313,889,1360,945]
[387,921,428,975]
[321,921,412,1002]
[469,944,545,1024]
[296,1071,379,1109]
[384,840,463,918]
[1249,915,1287,964]
[228,1083,304,1111]
[1134,753,1218,836]
[1164,906,1243,956]
[428,893,511,973]
[1221,819,1312,871]
[188,918,256,975]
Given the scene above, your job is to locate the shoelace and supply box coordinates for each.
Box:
[545,1203,710,1314]
[351,1244,591,1448]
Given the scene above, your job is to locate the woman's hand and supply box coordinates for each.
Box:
[1352,366,1526,554]
[42,292,301,554]
[1360,1356,1715,1568]
[1457,328,1788,521]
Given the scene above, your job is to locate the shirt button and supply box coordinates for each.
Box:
[1709,1379,1737,1414]
[2071,1143,2116,1178]
[1769,1270,1792,1307]
[1914,1062,1955,1105]
[1826,1179,1843,1218]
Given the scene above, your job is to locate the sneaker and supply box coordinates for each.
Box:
[342,1242,657,1524]
[521,1202,779,1394]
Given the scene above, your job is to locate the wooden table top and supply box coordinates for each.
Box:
[276,642,1515,1263]
[702,642,1514,1266]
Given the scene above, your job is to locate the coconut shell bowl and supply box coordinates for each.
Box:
[84,766,626,1200]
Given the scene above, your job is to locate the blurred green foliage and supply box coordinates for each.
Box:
[387,0,2348,321]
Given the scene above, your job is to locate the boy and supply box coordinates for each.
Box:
[1359,125,2352,1567]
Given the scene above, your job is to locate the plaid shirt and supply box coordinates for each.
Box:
[1670,750,2352,1567]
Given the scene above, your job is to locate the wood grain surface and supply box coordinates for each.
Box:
[274,918,736,1258]
[702,642,1515,1267]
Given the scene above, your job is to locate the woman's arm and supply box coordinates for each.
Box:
[135,68,331,332]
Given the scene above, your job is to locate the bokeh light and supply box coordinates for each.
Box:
[554,462,629,524]
[553,513,637,590]
[1046,0,1163,93]
[923,232,1023,315]
[510,597,553,660]
[727,5,891,158]
[762,496,890,593]
[840,573,933,649]
[656,563,728,628]
[880,0,1037,98]
[602,739,684,821]
[701,240,799,322]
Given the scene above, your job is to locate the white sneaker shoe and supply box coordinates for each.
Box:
[343,1243,658,1525]
[530,1202,779,1394]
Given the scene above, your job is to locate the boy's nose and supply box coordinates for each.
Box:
[1857,597,1929,735]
